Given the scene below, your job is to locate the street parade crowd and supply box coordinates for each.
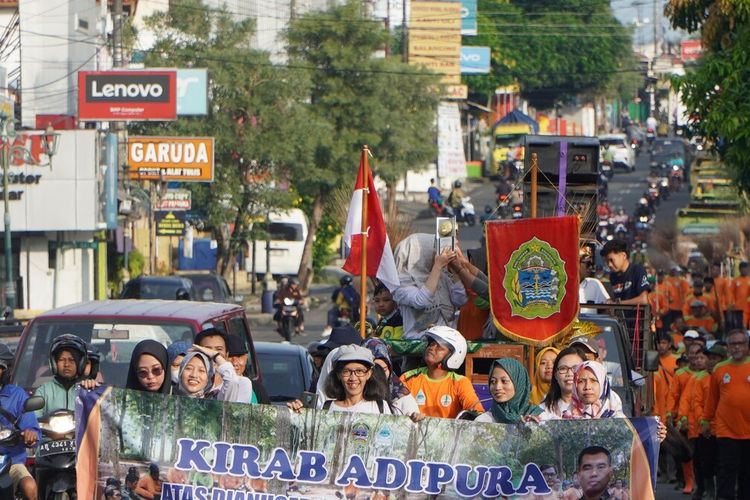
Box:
[0,232,748,500]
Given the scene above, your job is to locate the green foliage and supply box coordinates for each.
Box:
[464,0,634,108]
[311,212,341,274]
[127,248,145,278]
[668,2,750,194]
[134,0,309,273]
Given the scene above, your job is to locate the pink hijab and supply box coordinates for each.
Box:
[571,361,623,418]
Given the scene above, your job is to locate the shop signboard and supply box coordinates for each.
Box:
[155,210,186,236]
[127,136,214,182]
[78,70,177,121]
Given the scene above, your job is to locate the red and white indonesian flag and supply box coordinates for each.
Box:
[342,152,399,291]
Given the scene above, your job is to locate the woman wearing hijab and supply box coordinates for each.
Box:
[175,345,238,400]
[570,360,625,419]
[363,338,420,417]
[167,341,191,388]
[392,233,467,339]
[530,346,559,405]
[125,340,170,394]
[475,358,542,424]
[538,346,587,420]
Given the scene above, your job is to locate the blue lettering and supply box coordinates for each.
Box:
[212,488,227,500]
[424,462,454,494]
[335,455,373,488]
[260,448,296,481]
[297,451,328,482]
[162,484,174,500]
[229,444,262,477]
[482,466,515,497]
[183,485,193,500]
[175,439,212,472]
[405,461,426,493]
[515,463,551,495]
[455,465,487,496]
[195,486,209,500]
[213,442,232,474]
[372,457,407,490]
[274,497,287,500]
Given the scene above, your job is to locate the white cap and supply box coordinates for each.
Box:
[333,345,374,366]
[684,330,700,339]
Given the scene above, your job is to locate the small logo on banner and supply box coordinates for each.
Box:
[503,237,567,319]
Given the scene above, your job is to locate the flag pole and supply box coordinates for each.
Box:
[359,145,370,339]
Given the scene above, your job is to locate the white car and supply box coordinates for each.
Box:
[599,134,636,172]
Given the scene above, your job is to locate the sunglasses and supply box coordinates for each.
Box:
[137,366,164,379]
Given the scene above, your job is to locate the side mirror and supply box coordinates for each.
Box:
[23,395,45,414]
[642,350,659,372]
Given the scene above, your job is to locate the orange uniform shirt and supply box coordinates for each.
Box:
[684,315,717,334]
[702,357,750,439]
[678,370,709,439]
[713,276,730,312]
[682,293,718,318]
[665,278,684,311]
[731,275,750,309]
[666,367,695,418]
[401,367,484,418]
[653,358,677,420]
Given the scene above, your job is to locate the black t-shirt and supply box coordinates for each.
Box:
[609,262,650,301]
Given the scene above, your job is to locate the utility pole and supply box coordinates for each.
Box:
[652,0,658,59]
[402,0,407,63]
[110,0,128,281]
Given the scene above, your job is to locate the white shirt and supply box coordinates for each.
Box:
[328,400,392,414]
[579,278,610,314]
[474,411,496,423]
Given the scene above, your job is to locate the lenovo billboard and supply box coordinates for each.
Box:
[78,71,177,121]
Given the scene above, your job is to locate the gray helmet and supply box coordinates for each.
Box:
[453,180,462,188]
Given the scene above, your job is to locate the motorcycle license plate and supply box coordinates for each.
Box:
[38,439,75,457]
[283,306,297,313]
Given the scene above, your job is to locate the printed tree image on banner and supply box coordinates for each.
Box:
[76,388,658,499]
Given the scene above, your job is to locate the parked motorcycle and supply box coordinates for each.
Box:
[279,297,300,342]
[36,409,77,500]
[0,396,44,499]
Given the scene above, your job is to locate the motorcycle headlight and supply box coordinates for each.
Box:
[283,297,295,306]
[0,428,13,441]
[673,165,679,171]
[661,180,668,187]
[44,414,76,435]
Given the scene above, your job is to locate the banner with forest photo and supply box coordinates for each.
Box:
[75,388,658,499]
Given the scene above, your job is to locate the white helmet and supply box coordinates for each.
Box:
[422,326,467,370]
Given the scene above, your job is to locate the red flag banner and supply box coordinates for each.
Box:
[486,216,580,345]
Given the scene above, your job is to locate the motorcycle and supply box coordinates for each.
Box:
[647,182,660,206]
[600,160,613,179]
[630,137,641,156]
[670,165,683,192]
[279,297,300,342]
[428,198,453,217]
[455,197,476,226]
[597,219,614,242]
[511,202,523,219]
[645,127,655,149]
[36,409,77,500]
[658,177,670,201]
[0,396,44,499]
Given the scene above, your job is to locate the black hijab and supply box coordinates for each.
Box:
[125,340,170,394]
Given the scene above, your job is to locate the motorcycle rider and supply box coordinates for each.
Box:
[34,334,89,417]
[447,180,466,213]
[0,343,40,500]
[275,277,305,334]
[324,276,361,336]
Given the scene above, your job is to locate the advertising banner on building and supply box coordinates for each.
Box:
[157,189,192,211]
[486,216,581,345]
[78,70,177,121]
[461,0,477,35]
[437,102,466,179]
[155,211,187,236]
[460,46,491,74]
[409,1,462,86]
[680,39,703,62]
[0,130,98,231]
[77,388,658,499]
[127,136,214,182]
[177,69,208,115]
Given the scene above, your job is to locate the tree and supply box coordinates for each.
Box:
[464,0,635,108]
[286,1,438,287]
[135,0,310,276]
[666,1,750,193]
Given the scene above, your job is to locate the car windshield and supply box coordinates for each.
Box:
[188,275,230,302]
[600,139,625,148]
[652,141,685,156]
[122,281,186,299]
[14,319,196,390]
[257,351,306,401]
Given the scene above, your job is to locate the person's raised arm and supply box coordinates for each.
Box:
[424,249,455,293]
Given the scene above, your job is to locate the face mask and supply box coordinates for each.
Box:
[171,367,180,385]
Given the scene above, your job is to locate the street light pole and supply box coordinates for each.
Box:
[2,117,15,310]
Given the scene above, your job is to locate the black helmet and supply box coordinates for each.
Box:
[340,276,353,286]
[175,288,190,300]
[86,346,101,380]
[307,341,326,357]
[289,277,300,286]
[49,334,88,378]
[0,344,13,371]
[453,180,462,188]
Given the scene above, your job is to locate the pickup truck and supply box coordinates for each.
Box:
[387,305,656,417]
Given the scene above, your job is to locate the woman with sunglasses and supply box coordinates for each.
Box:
[125,340,170,394]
